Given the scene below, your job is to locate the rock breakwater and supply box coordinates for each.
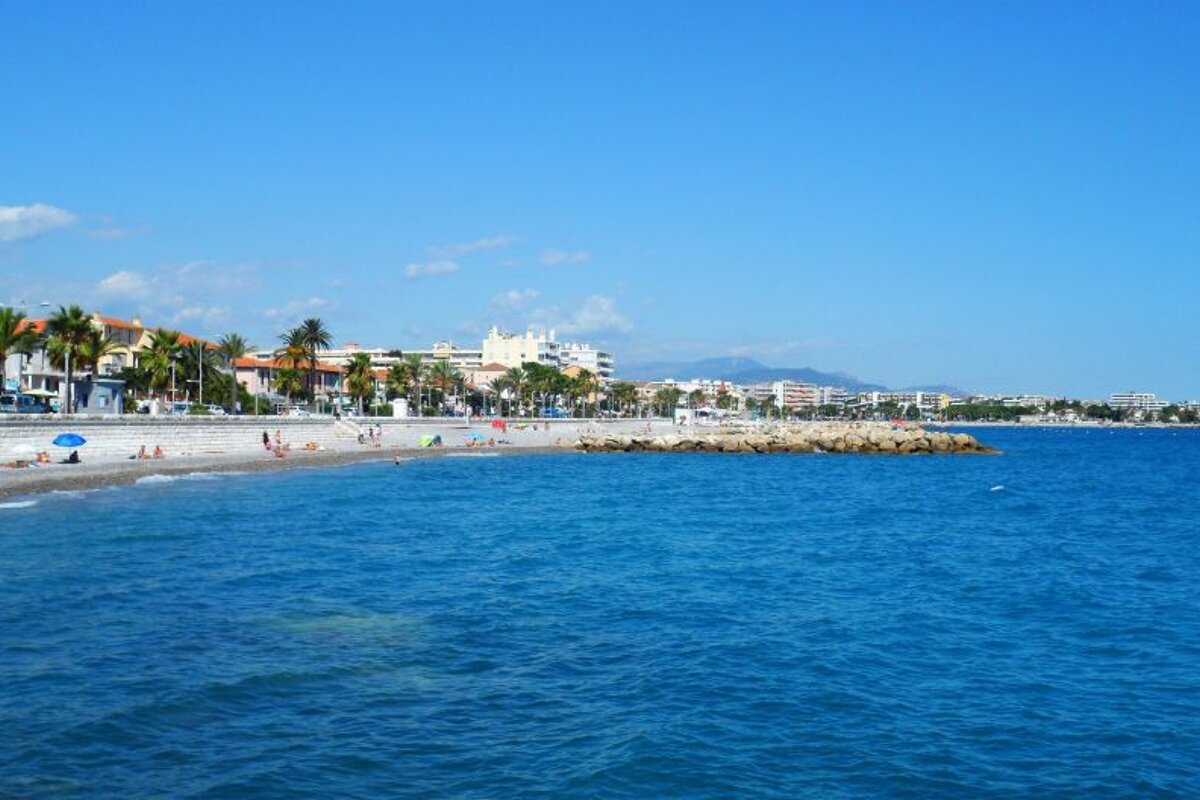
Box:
[576,423,994,455]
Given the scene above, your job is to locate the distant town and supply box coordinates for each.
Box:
[1,304,1196,423]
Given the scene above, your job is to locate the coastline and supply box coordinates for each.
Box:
[0,443,575,502]
[1,417,663,503]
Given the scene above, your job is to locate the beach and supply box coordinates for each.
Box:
[0,417,672,502]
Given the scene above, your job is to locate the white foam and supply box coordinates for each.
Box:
[989,485,1005,492]
[135,474,179,485]
[0,500,38,510]
[445,452,501,458]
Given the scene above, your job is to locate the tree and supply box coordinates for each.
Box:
[571,369,598,417]
[608,381,638,417]
[653,387,682,417]
[400,354,426,408]
[274,368,303,405]
[216,333,251,412]
[73,328,121,379]
[0,308,39,390]
[142,329,183,402]
[297,317,332,408]
[345,352,374,415]
[179,341,219,403]
[687,389,706,409]
[45,305,93,413]
[715,393,735,412]
[500,366,529,415]
[426,360,461,414]
[385,361,410,401]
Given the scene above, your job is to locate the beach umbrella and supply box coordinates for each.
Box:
[23,389,55,398]
[52,433,87,448]
[464,431,487,441]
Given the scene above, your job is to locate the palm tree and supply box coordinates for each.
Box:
[611,382,638,417]
[400,353,426,409]
[426,360,461,415]
[45,305,93,413]
[179,341,219,403]
[216,333,251,412]
[297,317,332,408]
[500,366,528,416]
[687,389,706,409]
[274,367,303,405]
[570,369,598,417]
[74,328,122,378]
[653,387,682,418]
[385,361,410,401]
[142,329,183,402]
[0,308,39,390]
[345,352,374,416]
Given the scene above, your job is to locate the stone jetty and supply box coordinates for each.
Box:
[576,422,994,455]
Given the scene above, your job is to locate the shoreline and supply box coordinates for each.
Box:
[0,444,575,503]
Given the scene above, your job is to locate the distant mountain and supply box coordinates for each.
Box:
[616,356,888,392]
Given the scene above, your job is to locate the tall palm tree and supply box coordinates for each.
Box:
[400,353,426,409]
[73,328,122,379]
[610,381,638,417]
[426,360,461,415]
[216,333,251,412]
[500,366,528,416]
[274,367,303,405]
[572,370,598,418]
[653,387,682,418]
[297,317,332,408]
[45,305,93,413]
[385,361,410,401]
[345,352,374,416]
[0,308,39,390]
[179,341,219,403]
[142,329,183,402]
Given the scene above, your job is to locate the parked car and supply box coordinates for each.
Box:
[168,401,192,415]
[206,404,227,416]
[0,393,47,414]
[285,406,310,418]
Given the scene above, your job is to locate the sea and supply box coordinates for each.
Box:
[1,427,1198,798]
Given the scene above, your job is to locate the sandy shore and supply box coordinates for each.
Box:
[0,443,574,502]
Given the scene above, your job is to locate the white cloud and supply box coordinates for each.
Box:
[264,296,330,321]
[171,306,231,327]
[0,203,77,242]
[540,249,592,266]
[491,288,540,310]
[97,270,152,300]
[532,295,633,337]
[405,259,459,279]
[431,235,515,258]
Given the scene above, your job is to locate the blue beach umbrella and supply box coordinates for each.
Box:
[464,431,487,441]
[52,433,87,448]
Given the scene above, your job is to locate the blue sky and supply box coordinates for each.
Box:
[2,2,1197,398]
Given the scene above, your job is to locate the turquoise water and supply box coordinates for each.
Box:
[2,428,1198,797]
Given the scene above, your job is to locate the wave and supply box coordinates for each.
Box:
[135,471,249,486]
[0,500,38,510]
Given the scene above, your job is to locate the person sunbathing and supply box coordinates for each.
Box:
[36,451,51,464]
[153,445,164,459]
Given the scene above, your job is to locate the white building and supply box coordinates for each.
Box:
[481,326,561,370]
[1109,391,1166,412]
[559,342,614,379]
[752,381,819,409]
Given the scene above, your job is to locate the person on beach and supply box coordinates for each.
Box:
[274,430,282,447]
[262,431,270,449]
[134,445,148,460]
[153,445,164,459]
[36,451,50,464]
[66,450,80,464]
